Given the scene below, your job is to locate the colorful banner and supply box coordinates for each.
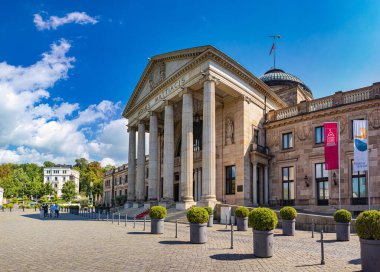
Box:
[324,122,339,170]
[353,120,368,172]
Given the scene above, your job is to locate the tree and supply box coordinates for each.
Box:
[44,182,54,196]
[43,161,56,167]
[61,181,76,202]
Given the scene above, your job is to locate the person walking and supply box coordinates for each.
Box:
[43,204,48,218]
[54,203,60,218]
[50,204,55,218]
[39,205,44,219]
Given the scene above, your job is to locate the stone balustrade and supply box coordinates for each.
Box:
[268,85,379,122]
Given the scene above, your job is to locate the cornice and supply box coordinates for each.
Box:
[264,99,380,129]
[123,47,287,119]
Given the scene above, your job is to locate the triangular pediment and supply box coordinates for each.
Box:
[124,46,213,114]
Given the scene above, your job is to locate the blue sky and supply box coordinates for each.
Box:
[0,0,379,165]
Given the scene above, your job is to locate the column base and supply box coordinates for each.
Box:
[176,201,196,211]
[132,202,140,208]
[200,196,218,209]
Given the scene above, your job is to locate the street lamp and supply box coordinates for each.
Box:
[304,175,309,187]
[332,172,337,186]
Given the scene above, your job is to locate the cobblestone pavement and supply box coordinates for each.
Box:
[0,211,361,272]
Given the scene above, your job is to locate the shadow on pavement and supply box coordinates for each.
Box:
[316,239,341,244]
[348,258,361,265]
[127,231,149,235]
[209,253,255,261]
[21,213,98,221]
[159,240,192,245]
[295,263,323,267]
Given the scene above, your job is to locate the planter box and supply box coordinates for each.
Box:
[253,230,274,258]
[282,219,295,236]
[208,215,214,227]
[151,218,164,234]
[236,217,248,231]
[336,222,350,241]
[190,223,207,244]
[360,238,380,272]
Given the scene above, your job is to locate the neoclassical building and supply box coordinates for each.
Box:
[119,45,380,213]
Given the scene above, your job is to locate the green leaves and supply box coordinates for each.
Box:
[248,208,278,231]
[61,181,76,202]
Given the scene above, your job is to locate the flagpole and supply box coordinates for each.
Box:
[368,129,371,210]
[338,121,341,209]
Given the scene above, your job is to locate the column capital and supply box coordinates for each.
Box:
[127,125,137,133]
[199,71,220,85]
[181,87,193,96]
[163,100,174,107]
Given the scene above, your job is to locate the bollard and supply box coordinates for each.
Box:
[118,213,120,225]
[312,220,315,238]
[133,216,136,229]
[225,215,228,229]
[320,230,325,265]
[175,219,178,238]
[112,213,114,224]
[125,214,127,227]
[143,216,146,231]
[107,212,109,222]
[230,222,234,249]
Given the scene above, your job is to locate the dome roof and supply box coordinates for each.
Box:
[259,68,312,95]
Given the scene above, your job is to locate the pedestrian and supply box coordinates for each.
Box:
[43,204,48,218]
[50,204,55,218]
[39,205,44,219]
[55,203,60,218]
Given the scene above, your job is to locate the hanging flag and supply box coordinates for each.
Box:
[353,120,368,171]
[269,43,275,55]
[324,122,339,170]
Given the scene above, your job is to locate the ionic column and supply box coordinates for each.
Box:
[202,77,217,206]
[253,163,258,206]
[179,91,195,208]
[148,113,158,201]
[136,122,146,202]
[264,166,269,205]
[127,127,136,202]
[163,103,174,201]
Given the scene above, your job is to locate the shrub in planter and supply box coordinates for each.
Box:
[249,208,278,258]
[149,206,167,234]
[204,207,214,227]
[235,206,249,231]
[280,206,297,236]
[187,207,208,244]
[356,210,380,272]
[333,209,352,241]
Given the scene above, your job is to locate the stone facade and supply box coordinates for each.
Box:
[43,165,79,198]
[110,45,380,213]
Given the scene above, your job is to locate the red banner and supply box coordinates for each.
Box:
[324,122,339,170]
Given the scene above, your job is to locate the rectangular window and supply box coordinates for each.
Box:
[282,166,295,204]
[254,129,259,144]
[351,160,367,201]
[54,177,58,181]
[225,166,236,195]
[315,163,329,205]
[315,126,324,144]
[282,133,293,150]
[125,175,128,184]
[119,177,122,185]
[63,177,66,182]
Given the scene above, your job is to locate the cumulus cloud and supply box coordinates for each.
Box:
[0,39,128,166]
[34,12,98,30]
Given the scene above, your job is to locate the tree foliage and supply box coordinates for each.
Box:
[61,181,76,202]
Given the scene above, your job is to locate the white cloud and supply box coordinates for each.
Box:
[0,39,130,166]
[100,158,116,167]
[34,12,98,30]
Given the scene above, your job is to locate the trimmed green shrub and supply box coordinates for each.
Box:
[149,206,167,219]
[248,207,278,231]
[235,206,249,218]
[280,206,297,220]
[204,206,213,216]
[333,209,352,223]
[356,210,380,240]
[187,207,209,224]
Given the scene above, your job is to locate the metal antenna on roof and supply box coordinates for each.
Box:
[268,34,281,69]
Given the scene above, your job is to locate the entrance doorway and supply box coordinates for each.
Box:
[174,184,179,202]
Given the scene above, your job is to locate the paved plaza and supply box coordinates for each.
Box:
[0,211,361,272]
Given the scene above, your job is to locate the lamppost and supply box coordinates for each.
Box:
[89,182,93,207]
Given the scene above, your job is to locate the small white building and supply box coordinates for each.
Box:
[43,165,80,198]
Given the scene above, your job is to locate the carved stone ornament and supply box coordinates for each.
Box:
[369,109,380,129]
[296,125,311,142]
[225,117,234,145]
[149,61,166,90]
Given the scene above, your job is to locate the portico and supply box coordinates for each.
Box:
[123,46,283,209]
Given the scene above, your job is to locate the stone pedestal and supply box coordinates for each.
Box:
[176,201,196,211]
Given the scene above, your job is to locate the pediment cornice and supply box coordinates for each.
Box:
[123,46,286,118]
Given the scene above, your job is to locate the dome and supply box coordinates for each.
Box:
[259,68,312,95]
